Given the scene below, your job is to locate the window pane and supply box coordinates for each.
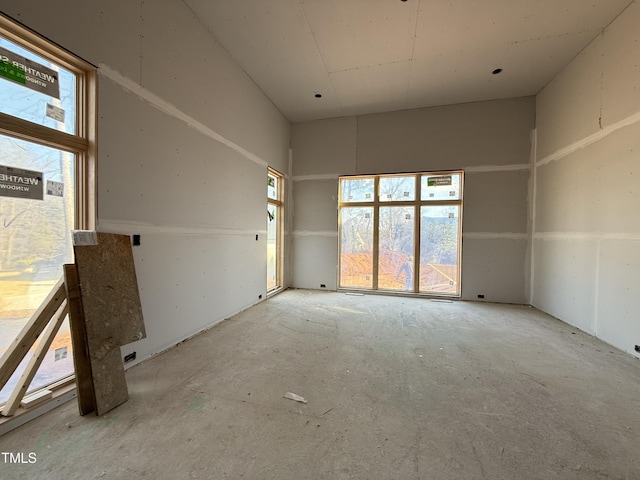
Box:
[0,316,74,405]
[0,134,76,403]
[267,173,278,200]
[419,205,459,294]
[379,175,415,202]
[378,206,415,291]
[267,204,278,290]
[340,178,374,203]
[421,173,461,201]
[0,36,77,134]
[340,207,374,288]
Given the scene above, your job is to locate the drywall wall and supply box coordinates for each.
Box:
[0,0,290,363]
[533,0,640,357]
[291,98,535,303]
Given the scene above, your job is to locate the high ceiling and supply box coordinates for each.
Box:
[184,0,633,122]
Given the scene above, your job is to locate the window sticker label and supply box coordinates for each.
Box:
[427,176,452,187]
[54,346,68,361]
[46,180,64,197]
[0,164,43,200]
[46,103,65,122]
[0,58,25,84]
[0,46,60,98]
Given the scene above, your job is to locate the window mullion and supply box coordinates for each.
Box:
[372,176,380,290]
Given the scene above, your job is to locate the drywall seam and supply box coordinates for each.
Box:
[593,239,601,336]
[536,109,640,167]
[293,166,532,180]
[527,128,537,304]
[292,230,338,237]
[293,174,341,181]
[98,219,265,237]
[463,232,528,240]
[465,164,531,173]
[533,232,640,241]
[99,63,268,168]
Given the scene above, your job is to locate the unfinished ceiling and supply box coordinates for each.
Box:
[184,0,634,122]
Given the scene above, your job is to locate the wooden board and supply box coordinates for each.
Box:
[73,232,146,346]
[0,279,66,392]
[63,264,96,416]
[72,232,146,415]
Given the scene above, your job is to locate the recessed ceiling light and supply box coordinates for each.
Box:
[314,93,322,98]
[492,68,503,75]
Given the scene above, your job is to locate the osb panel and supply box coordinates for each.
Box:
[74,232,146,348]
[92,348,129,416]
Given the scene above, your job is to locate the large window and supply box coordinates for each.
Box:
[339,171,463,296]
[0,14,96,411]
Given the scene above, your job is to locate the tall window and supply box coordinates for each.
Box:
[267,168,284,293]
[0,14,96,408]
[338,171,463,296]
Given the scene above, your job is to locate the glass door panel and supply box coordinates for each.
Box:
[378,206,415,291]
[339,207,374,288]
[419,205,460,294]
[267,204,278,291]
[0,134,75,403]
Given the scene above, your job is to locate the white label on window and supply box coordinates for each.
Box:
[46,103,65,122]
[46,180,64,197]
[54,346,68,361]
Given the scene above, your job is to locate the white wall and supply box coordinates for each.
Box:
[533,1,640,357]
[291,98,535,303]
[0,0,290,362]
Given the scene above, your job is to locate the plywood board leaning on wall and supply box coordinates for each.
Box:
[66,231,146,416]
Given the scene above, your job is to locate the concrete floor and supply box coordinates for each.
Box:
[1,289,639,479]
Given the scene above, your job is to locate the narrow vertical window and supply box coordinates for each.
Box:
[267,168,284,293]
[0,14,96,411]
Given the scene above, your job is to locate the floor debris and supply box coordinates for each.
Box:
[283,392,308,404]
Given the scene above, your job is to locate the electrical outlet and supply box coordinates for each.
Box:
[124,351,136,363]
[477,294,485,299]
[258,294,263,299]
[634,345,640,353]
[320,284,326,288]
[132,234,141,246]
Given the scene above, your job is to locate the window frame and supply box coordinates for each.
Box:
[0,13,97,230]
[267,167,284,294]
[0,13,97,426]
[338,170,464,297]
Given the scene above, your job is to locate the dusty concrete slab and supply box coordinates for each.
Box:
[1,290,638,479]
